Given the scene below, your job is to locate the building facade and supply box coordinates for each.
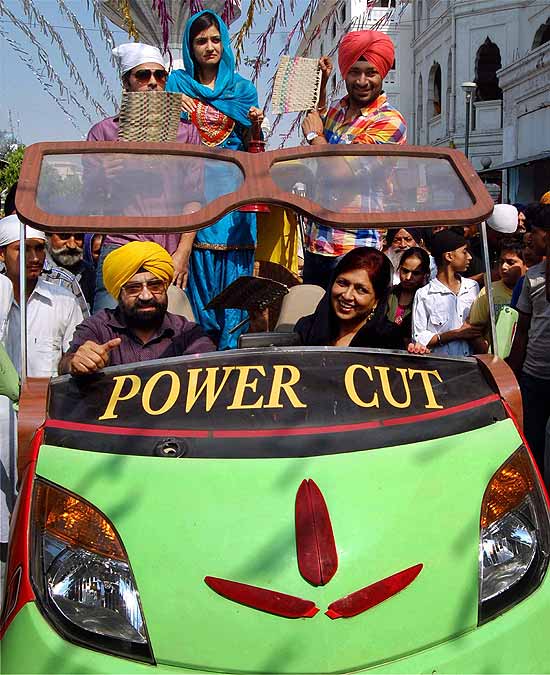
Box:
[294,1,548,201]
[411,0,549,202]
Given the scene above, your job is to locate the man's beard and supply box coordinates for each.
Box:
[50,245,83,269]
[386,246,405,270]
[121,296,168,329]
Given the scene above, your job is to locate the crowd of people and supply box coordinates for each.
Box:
[1,12,550,586]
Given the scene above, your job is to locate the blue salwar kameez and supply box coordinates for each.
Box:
[166,9,259,349]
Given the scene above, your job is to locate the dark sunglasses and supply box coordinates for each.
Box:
[133,69,168,83]
[57,233,84,241]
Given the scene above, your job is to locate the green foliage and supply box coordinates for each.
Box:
[0,145,26,194]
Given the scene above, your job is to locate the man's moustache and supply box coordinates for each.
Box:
[51,246,83,261]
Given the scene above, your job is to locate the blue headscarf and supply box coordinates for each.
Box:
[83,233,95,266]
[166,10,258,128]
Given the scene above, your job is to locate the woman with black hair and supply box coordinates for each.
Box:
[166,10,264,349]
[386,247,430,345]
[295,247,428,352]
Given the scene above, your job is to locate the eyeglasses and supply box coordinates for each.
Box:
[56,232,84,241]
[121,279,167,296]
[133,69,168,83]
[19,143,495,234]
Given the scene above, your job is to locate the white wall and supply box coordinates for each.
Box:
[412,0,550,173]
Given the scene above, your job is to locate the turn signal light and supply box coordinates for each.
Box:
[480,449,535,529]
[33,481,125,561]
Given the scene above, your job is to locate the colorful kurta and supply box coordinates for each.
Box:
[305,93,407,258]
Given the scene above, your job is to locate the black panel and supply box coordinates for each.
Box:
[45,347,503,458]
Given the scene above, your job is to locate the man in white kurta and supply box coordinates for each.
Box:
[0,215,83,595]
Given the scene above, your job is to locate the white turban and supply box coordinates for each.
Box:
[487,204,518,234]
[112,43,166,75]
[0,214,46,247]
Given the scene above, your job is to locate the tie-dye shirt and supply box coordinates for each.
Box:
[305,93,407,257]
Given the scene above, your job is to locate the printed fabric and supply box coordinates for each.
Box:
[305,93,406,257]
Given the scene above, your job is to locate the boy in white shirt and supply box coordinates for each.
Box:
[413,229,484,357]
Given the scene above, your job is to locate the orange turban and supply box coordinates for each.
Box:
[338,30,395,80]
[540,191,550,205]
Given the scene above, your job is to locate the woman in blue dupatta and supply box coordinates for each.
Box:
[166,10,263,349]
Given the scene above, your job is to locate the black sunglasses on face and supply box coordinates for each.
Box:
[57,233,85,241]
[133,69,168,83]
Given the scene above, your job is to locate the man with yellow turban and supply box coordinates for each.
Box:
[59,242,215,375]
[300,30,407,288]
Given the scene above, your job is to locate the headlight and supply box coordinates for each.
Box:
[31,479,154,663]
[479,446,550,624]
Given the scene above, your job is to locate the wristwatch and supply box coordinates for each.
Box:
[306,131,320,143]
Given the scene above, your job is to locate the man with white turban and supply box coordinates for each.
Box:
[59,241,215,375]
[0,215,83,578]
[0,214,83,377]
[87,42,202,310]
[299,30,407,288]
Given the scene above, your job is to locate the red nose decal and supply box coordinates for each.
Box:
[325,563,423,619]
[204,576,319,618]
[295,479,338,586]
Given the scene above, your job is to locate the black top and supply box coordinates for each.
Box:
[295,295,404,350]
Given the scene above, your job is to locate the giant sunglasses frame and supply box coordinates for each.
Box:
[16,141,495,235]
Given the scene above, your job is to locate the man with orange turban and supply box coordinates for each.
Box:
[59,241,215,374]
[300,30,407,288]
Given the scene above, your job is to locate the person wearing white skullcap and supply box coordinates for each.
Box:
[112,42,166,77]
[0,214,84,567]
[0,214,83,377]
[86,42,202,312]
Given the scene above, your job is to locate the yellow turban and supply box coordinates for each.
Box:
[540,191,550,205]
[103,241,174,299]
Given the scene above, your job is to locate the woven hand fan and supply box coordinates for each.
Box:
[271,56,322,114]
[118,91,182,142]
[204,276,288,312]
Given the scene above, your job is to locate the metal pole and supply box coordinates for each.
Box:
[480,220,498,357]
[18,219,27,383]
[464,92,471,159]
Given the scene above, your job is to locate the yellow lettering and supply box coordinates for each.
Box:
[344,365,379,408]
[98,375,141,421]
[142,370,180,416]
[185,367,235,413]
[227,366,266,410]
[266,365,307,409]
[376,366,411,409]
[408,369,444,409]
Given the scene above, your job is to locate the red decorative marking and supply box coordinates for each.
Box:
[325,608,341,619]
[325,563,423,619]
[295,480,338,586]
[204,576,319,619]
[0,429,42,638]
[45,394,500,442]
[382,394,500,427]
[215,395,500,438]
[45,419,209,438]
[215,420,381,438]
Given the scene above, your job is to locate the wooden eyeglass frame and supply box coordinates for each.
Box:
[16,141,495,234]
